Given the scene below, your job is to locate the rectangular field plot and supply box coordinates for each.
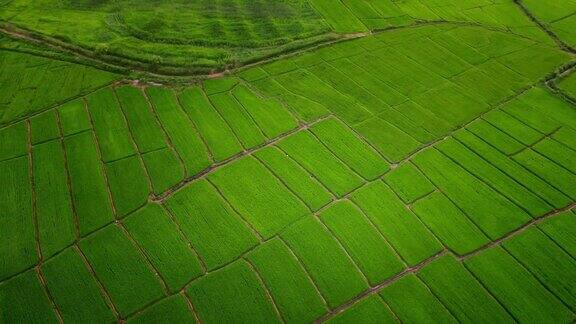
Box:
[513,149,576,200]
[208,156,309,238]
[533,138,576,174]
[436,138,553,217]
[124,203,203,292]
[33,140,75,258]
[261,60,299,76]
[502,98,560,134]
[281,217,368,308]
[126,294,195,324]
[64,131,114,235]
[390,100,452,139]
[482,109,544,146]
[395,36,472,78]
[42,247,116,323]
[351,52,429,98]
[326,295,397,324]
[79,225,165,317]
[105,156,149,217]
[30,111,59,145]
[465,247,573,323]
[383,162,435,204]
[277,131,364,197]
[0,270,58,323]
[0,156,37,280]
[115,86,166,154]
[418,255,514,323]
[520,87,576,130]
[274,69,372,125]
[142,148,185,195]
[412,192,490,255]
[497,44,571,81]
[454,129,572,209]
[253,146,332,211]
[412,148,531,239]
[164,179,258,270]
[246,238,327,323]
[350,181,442,265]
[451,68,514,105]
[58,99,91,137]
[353,116,421,162]
[380,274,456,323]
[203,77,239,95]
[378,107,436,144]
[319,201,405,285]
[307,62,388,115]
[412,82,489,128]
[274,91,330,123]
[231,85,298,139]
[178,87,243,162]
[328,58,407,107]
[309,118,389,180]
[146,87,210,176]
[208,92,266,149]
[502,227,576,309]
[538,210,576,259]
[0,121,27,161]
[86,88,136,162]
[553,127,576,151]
[187,260,281,323]
[467,119,525,155]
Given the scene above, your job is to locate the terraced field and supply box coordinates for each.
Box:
[1,1,576,323]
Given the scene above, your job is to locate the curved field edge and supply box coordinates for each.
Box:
[1,0,572,79]
[0,20,569,128]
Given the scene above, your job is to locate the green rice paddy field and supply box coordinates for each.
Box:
[1,0,576,323]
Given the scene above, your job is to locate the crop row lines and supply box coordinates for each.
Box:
[4,71,569,288]
[513,0,576,54]
[317,203,576,323]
